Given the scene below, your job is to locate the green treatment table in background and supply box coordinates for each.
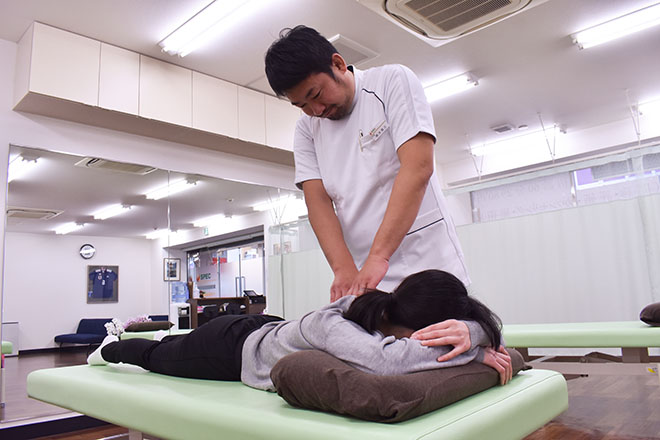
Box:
[502,321,660,379]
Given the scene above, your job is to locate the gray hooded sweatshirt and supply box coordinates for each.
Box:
[241,296,489,391]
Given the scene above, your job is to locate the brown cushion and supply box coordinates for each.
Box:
[124,321,173,332]
[270,348,526,423]
[640,302,660,326]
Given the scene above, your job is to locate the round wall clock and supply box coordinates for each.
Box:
[79,243,96,259]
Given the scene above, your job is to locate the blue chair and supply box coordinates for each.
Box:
[54,318,112,352]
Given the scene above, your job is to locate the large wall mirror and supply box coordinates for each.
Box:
[1,144,300,424]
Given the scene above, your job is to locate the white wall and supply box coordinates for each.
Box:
[4,232,157,350]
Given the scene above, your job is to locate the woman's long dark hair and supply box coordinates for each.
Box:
[343,270,502,348]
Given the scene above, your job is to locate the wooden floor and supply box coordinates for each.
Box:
[2,350,659,439]
[1,349,88,423]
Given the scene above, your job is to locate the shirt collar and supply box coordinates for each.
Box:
[348,65,362,113]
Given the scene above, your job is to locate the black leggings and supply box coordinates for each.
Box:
[101,314,283,380]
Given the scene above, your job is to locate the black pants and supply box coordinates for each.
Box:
[101,314,283,380]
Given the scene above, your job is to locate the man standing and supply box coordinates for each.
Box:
[265,26,473,353]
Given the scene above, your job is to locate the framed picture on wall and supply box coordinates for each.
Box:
[87,265,119,303]
[164,258,181,281]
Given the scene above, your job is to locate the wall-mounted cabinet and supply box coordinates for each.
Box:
[265,95,300,152]
[13,22,295,166]
[238,87,266,145]
[139,56,192,127]
[99,43,139,114]
[14,22,100,106]
[192,71,239,138]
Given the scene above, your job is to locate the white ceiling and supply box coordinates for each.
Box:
[2,0,659,162]
[1,0,660,237]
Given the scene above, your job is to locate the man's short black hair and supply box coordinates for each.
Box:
[265,25,339,96]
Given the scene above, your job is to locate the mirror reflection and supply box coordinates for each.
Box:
[1,145,301,423]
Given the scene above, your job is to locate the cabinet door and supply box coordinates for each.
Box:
[192,71,238,138]
[265,95,301,152]
[99,43,139,114]
[238,87,266,145]
[139,56,192,127]
[29,23,100,106]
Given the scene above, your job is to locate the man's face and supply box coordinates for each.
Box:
[285,56,354,120]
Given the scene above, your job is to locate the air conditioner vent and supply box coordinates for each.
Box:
[406,0,513,32]
[357,0,542,46]
[74,157,157,175]
[7,207,63,220]
[328,35,379,66]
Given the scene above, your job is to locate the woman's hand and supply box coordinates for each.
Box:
[481,346,513,385]
[410,319,471,362]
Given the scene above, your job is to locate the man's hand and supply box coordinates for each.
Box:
[347,254,389,296]
[410,319,471,361]
[481,346,513,385]
[330,265,358,302]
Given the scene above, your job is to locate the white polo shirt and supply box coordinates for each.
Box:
[294,64,469,290]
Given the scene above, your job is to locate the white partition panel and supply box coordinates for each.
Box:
[457,193,660,325]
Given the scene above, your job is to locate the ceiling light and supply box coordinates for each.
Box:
[145,229,179,240]
[193,214,228,228]
[572,3,660,49]
[424,73,478,103]
[145,179,197,200]
[93,204,132,220]
[470,126,559,157]
[252,195,297,212]
[160,0,258,57]
[55,222,84,235]
[8,155,39,182]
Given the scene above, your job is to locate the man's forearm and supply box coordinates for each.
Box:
[303,180,356,274]
[368,134,434,261]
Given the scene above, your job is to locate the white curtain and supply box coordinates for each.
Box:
[458,193,660,324]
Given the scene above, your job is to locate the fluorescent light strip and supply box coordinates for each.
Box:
[424,73,478,103]
[8,155,39,182]
[55,222,84,235]
[471,127,557,157]
[193,214,228,228]
[145,229,179,240]
[160,0,252,57]
[93,204,131,220]
[572,3,660,49]
[145,179,197,200]
[252,195,296,212]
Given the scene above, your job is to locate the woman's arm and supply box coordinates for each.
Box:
[316,319,484,375]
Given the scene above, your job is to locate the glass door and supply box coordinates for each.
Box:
[217,242,264,297]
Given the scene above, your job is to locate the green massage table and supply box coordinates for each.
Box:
[1,341,13,408]
[502,321,660,380]
[27,363,567,440]
[1,340,12,355]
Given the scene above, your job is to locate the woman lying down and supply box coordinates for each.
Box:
[87,269,513,390]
